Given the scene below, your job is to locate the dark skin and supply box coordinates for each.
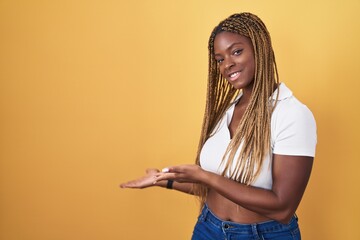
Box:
[120,32,313,224]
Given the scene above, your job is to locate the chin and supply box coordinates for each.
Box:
[230,79,254,90]
[230,82,245,90]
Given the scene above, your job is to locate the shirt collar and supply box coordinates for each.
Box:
[271,82,293,101]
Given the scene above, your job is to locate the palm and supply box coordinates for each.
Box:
[120,169,159,189]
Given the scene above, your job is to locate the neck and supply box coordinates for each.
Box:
[239,82,254,105]
[241,89,252,104]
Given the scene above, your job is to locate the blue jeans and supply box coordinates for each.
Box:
[191,204,301,240]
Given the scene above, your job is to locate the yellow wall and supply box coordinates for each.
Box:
[1,0,359,239]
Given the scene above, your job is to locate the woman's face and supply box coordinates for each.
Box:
[213,31,255,90]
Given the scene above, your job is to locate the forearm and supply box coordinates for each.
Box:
[154,157,312,223]
[204,172,296,223]
[156,180,195,195]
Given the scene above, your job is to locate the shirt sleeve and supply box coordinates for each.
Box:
[272,100,317,157]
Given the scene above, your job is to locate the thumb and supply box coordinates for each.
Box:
[146,168,160,174]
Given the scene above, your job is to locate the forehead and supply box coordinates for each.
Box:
[213,31,252,52]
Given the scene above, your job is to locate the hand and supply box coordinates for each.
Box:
[120,168,160,189]
[155,164,206,184]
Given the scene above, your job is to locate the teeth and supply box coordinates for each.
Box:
[230,72,239,78]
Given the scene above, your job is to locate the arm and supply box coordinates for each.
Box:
[165,181,196,195]
[120,168,195,195]
[155,154,313,224]
[207,154,313,223]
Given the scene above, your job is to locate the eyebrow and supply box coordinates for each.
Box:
[214,42,244,56]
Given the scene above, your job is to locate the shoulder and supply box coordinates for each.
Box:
[273,95,315,125]
[271,83,316,125]
[271,83,317,157]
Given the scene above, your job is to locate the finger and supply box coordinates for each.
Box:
[120,181,136,188]
[120,179,143,188]
[154,172,177,183]
[163,166,181,173]
[120,182,131,188]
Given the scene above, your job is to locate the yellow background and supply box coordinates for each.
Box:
[1,0,359,239]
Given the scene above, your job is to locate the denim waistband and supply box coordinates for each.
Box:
[199,204,298,234]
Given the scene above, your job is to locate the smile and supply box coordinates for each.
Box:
[228,71,240,81]
[230,72,239,78]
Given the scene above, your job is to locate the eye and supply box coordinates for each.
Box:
[233,49,243,55]
[215,58,224,64]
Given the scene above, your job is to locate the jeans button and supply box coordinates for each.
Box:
[224,224,229,229]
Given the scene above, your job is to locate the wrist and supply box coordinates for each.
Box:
[166,180,174,189]
[154,180,168,188]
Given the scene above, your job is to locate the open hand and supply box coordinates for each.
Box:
[120,168,160,189]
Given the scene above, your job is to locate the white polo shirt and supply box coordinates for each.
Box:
[199,83,317,190]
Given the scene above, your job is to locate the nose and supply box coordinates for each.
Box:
[223,57,235,70]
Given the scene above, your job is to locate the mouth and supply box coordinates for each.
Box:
[227,71,241,82]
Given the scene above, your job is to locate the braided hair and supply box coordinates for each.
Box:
[193,13,279,209]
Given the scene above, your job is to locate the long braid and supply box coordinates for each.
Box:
[193,13,279,210]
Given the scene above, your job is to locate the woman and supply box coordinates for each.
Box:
[121,12,317,240]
